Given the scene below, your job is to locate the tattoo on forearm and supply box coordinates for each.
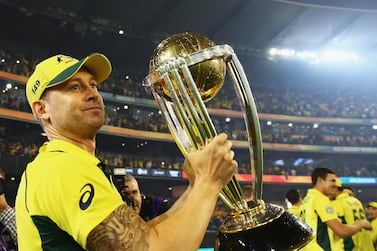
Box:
[87,204,150,251]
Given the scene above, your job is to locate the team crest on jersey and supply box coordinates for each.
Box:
[326,206,334,214]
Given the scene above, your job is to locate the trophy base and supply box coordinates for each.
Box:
[215,203,314,251]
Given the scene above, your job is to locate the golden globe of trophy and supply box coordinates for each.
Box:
[143,32,314,250]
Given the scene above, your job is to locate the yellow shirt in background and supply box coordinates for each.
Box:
[300,188,338,251]
[331,192,374,251]
[288,204,301,217]
[370,217,377,250]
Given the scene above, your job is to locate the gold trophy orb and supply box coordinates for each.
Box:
[149,32,226,102]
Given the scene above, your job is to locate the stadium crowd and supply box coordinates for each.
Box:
[1,48,377,177]
[1,48,377,235]
[1,47,377,119]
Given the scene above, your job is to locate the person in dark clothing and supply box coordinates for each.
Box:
[140,196,171,222]
[122,173,171,221]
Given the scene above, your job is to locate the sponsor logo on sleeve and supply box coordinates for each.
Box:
[79,183,94,210]
[326,206,334,214]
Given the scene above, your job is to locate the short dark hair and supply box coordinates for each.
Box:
[311,167,336,186]
[342,185,354,193]
[285,189,301,204]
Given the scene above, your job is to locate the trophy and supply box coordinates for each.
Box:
[143,32,314,250]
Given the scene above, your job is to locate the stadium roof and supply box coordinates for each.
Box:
[1,0,377,77]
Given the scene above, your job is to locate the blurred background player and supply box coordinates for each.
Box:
[285,189,302,217]
[330,179,373,251]
[366,202,377,250]
[300,167,371,251]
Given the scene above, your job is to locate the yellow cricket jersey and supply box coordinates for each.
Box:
[332,193,373,251]
[288,205,301,217]
[331,193,349,251]
[331,192,374,251]
[299,188,338,251]
[370,218,377,250]
[15,140,125,250]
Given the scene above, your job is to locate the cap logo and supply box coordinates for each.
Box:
[31,80,41,95]
[57,55,75,65]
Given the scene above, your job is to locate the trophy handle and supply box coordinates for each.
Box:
[225,49,263,202]
[143,44,262,212]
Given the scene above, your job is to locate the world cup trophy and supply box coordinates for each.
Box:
[143,32,314,250]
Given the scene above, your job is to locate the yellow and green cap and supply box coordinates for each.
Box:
[26,53,112,108]
[367,202,377,209]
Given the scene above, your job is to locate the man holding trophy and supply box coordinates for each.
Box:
[15,52,237,250]
[15,31,314,251]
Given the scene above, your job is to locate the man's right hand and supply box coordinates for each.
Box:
[183,133,237,190]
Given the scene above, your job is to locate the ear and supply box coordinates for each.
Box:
[318,177,325,185]
[32,100,49,121]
